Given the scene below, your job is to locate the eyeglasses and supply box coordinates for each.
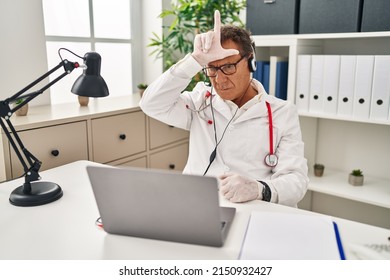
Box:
[203,56,245,77]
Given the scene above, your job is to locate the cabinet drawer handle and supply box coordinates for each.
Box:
[169,164,175,170]
[51,149,60,157]
[119,134,126,140]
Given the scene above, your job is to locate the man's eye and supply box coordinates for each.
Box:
[223,64,235,70]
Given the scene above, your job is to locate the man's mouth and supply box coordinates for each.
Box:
[219,84,230,90]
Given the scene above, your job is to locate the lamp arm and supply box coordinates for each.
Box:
[0,59,80,187]
[5,60,79,112]
[0,118,40,191]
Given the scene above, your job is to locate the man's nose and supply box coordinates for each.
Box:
[214,70,227,82]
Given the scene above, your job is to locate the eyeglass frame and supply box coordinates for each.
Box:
[202,55,246,77]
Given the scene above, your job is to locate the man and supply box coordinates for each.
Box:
[140,11,308,207]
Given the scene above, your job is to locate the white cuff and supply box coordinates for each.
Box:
[268,182,278,203]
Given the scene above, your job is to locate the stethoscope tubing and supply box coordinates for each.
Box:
[264,101,278,167]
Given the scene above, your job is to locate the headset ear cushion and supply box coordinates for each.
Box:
[249,57,257,72]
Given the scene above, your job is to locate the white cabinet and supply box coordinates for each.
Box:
[9,121,88,179]
[253,32,390,229]
[91,111,146,163]
[148,117,189,171]
[150,143,189,171]
[0,95,189,179]
[148,117,189,150]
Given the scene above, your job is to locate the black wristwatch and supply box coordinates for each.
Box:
[259,181,271,202]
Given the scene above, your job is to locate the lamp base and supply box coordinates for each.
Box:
[9,181,63,207]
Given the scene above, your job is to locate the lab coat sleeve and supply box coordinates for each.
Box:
[263,102,309,207]
[139,54,203,130]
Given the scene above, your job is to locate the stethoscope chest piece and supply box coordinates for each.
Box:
[264,154,278,167]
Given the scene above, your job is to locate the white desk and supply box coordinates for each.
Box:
[0,160,389,260]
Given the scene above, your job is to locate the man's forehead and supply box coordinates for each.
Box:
[208,53,241,67]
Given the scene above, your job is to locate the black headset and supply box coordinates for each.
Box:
[248,42,257,73]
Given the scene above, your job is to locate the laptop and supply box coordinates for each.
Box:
[86,165,236,247]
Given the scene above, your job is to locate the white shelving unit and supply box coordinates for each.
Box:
[252,32,390,229]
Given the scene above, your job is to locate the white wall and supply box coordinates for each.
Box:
[0,0,50,180]
[141,0,163,84]
[0,0,50,106]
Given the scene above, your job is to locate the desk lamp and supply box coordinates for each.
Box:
[0,49,109,207]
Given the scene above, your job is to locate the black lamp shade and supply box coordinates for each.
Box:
[71,52,109,97]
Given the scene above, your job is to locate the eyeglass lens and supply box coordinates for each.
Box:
[204,56,244,77]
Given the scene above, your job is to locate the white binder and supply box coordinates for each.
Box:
[370,56,390,121]
[353,56,374,119]
[309,55,324,113]
[322,55,340,114]
[295,55,311,113]
[337,56,356,117]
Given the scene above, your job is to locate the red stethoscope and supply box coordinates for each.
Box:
[186,92,278,168]
[264,101,278,167]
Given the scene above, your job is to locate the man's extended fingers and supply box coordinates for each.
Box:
[193,34,202,50]
[213,10,221,34]
[203,31,214,52]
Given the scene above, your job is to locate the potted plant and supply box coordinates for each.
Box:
[348,169,364,186]
[313,163,325,177]
[137,83,148,97]
[13,98,29,116]
[148,0,246,91]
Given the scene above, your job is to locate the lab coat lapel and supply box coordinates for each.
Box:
[234,101,269,124]
[209,94,233,120]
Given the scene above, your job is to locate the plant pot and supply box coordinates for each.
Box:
[14,103,29,116]
[313,164,324,177]
[78,96,89,106]
[139,89,146,97]
[314,167,324,177]
[348,174,364,186]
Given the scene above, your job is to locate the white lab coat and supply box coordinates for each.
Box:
[139,55,308,207]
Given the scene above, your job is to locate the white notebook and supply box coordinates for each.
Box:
[239,211,345,260]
